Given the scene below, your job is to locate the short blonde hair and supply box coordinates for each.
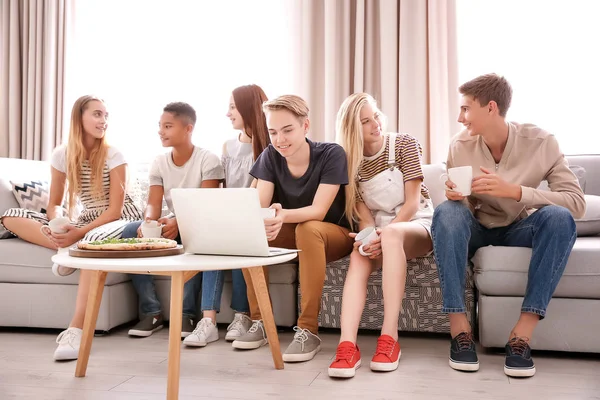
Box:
[262,95,309,121]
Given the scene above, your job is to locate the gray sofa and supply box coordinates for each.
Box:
[2,155,599,354]
[473,155,600,352]
[0,156,297,331]
[317,155,600,351]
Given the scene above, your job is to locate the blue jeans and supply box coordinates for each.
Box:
[197,268,249,313]
[431,201,576,319]
[122,221,249,316]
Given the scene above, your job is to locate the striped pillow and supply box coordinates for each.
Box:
[10,180,50,214]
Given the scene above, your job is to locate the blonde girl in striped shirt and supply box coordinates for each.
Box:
[0,95,142,360]
[328,93,434,378]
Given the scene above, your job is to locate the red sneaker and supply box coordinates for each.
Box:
[328,341,361,378]
[370,335,401,372]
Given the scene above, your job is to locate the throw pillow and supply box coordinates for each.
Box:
[10,180,50,214]
[576,195,600,236]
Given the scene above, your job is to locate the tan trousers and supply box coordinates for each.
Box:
[242,221,353,334]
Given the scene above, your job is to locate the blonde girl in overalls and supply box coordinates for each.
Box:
[328,93,434,378]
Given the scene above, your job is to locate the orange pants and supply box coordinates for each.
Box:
[242,221,353,334]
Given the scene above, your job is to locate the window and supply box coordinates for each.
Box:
[67,0,297,163]
[456,0,600,155]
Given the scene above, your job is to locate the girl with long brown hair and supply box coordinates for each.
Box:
[0,95,142,360]
[182,85,272,347]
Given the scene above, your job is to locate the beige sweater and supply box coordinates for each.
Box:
[447,122,586,228]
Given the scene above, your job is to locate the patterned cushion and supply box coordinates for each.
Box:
[10,180,50,214]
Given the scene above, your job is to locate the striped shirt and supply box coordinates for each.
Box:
[357,133,430,201]
[50,145,142,224]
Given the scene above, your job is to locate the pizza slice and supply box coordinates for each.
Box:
[77,237,179,251]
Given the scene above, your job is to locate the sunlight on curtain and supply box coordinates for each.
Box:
[456,0,600,155]
[68,0,297,162]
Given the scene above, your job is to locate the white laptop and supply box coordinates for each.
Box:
[170,188,299,257]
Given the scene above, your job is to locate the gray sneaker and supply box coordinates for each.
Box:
[181,317,196,338]
[225,313,253,342]
[231,320,268,349]
[128,314,164,337]
[282,326,321,362]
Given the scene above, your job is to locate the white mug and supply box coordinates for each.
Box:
[40,216,71,237]
[260,208,276,219]
[140,220,163,238]
[440,166,473,196]
[355,226,379,257]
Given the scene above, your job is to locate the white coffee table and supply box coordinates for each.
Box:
[52,252,297,400]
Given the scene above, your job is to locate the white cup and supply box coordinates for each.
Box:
[260,208,276,219]
[141,220,163,238]
[40,216,71,237]
[355,226,379,257]
[440,166,473,196]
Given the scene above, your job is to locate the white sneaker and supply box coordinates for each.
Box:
[52,248,76,277]
[52,263,77,277]
[183,318,219,347]
[225,313,253,342]
[54,327,82,361]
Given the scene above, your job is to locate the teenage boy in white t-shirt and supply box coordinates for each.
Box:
[122,102,225,342]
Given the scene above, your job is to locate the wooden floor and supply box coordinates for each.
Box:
[0,325,599,399]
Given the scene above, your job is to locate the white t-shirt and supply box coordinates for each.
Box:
[149,146,224,215]
[50,144,127,173]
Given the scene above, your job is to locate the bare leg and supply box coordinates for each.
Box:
[2,217,57,250]
[510,312,540,340]
[380,222,432,340]
[203,310,217,324]
[69,270,93,329]
[449,314,472,338]
[339,250,375,344]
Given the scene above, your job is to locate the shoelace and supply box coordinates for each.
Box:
[335,343,356,362]
[374,336,396,356]
[456,332,475,351]
[227,314,247,333]
[191,319,212,336]
[508,337,530,356]
[56,329,78,347]
[292,326,318,351]
[247,320,262,334]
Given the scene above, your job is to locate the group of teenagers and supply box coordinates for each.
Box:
[0,73,585,380]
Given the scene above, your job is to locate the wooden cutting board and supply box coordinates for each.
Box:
[69,245,184,258]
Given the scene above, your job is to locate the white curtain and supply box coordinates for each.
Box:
[0,0,73,160]
[290,0,459,163]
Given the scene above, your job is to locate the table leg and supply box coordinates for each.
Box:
[75,270,107,377]
[167,271,184,400]
[183,270,199,284]
[248,266,284,370]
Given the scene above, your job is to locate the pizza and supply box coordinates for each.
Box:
[77,237,178,251]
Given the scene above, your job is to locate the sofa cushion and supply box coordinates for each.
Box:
[422,163,446,208]
[0,238,130,285]
[0,158,52,239]
[326,254,474,288]
[0,178,20,239]
[472,237,600,299]
[10,179,50,213]
[576,195,600,236]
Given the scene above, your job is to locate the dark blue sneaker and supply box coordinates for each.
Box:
[449,332,479,372]
[504,337,536,377]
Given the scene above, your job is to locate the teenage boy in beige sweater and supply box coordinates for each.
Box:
[432,74,585,378]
